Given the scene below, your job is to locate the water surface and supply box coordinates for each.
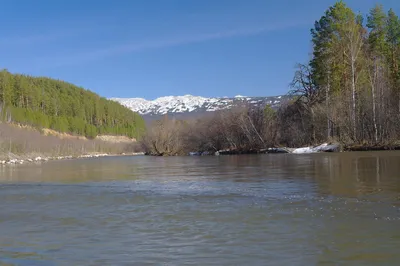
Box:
[0,152,399,265]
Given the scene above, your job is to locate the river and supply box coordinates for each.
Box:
[0,152,399,265]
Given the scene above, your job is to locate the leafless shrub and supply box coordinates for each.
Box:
[140,116,188,156]
[141,106,283,155]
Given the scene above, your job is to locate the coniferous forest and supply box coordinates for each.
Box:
[0,70,145,139]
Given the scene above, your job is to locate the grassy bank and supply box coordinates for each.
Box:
[0,123,142,163]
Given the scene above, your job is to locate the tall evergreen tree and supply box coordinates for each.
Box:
[386,9,400,112]
[367,4,388,142]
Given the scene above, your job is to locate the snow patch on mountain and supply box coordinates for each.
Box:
[110,94,286,116]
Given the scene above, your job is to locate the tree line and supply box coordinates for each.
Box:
[141,1,400,155]
[0,70,145,139]
[291,1,400,145]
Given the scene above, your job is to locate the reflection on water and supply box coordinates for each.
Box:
[0,152,399,265]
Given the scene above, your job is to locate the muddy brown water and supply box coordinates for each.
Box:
[0,152,399,265]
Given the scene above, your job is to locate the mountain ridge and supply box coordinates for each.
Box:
[111,94,289,120]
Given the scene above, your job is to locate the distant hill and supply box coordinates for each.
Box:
[0,70,145,139]
[111,94,289,121]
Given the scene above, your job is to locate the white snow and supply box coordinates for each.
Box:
[111,95,214,115]
[292,143,329,154]
[110,94,284,115]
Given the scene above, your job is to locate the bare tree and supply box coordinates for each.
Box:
[290,63,324,142]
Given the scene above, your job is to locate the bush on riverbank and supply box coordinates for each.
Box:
[141,107,280,156]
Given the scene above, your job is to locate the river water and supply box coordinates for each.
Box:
[0,152,399,265]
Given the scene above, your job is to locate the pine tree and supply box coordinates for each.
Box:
[386,9,400,112]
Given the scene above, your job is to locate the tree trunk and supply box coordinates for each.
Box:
[370,59,379,144]
[326,77,331,140]
[398,93,400,116]
[310,107,316,143]
[372,84,378,143]
[351,56,357,140]
[247,115,265,146]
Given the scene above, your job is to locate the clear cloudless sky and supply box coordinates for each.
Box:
[0,0,399,99]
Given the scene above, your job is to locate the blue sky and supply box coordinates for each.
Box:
[1,0,399,99]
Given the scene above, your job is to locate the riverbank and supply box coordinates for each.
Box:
[185,142,400,156]
[186,143,342,156]
[0,152,145,166]
[344,144,400,151]
[0,122,144,166]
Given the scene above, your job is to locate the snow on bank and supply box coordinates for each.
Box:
[0,155,71,166]
[0,152,145,166]
[292,143,339,154]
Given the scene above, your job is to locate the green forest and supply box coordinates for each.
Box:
[0,70,145,139]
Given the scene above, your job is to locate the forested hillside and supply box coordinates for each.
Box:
[0,70,145,139]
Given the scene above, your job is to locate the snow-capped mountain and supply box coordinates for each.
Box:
[110,94,288,120]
